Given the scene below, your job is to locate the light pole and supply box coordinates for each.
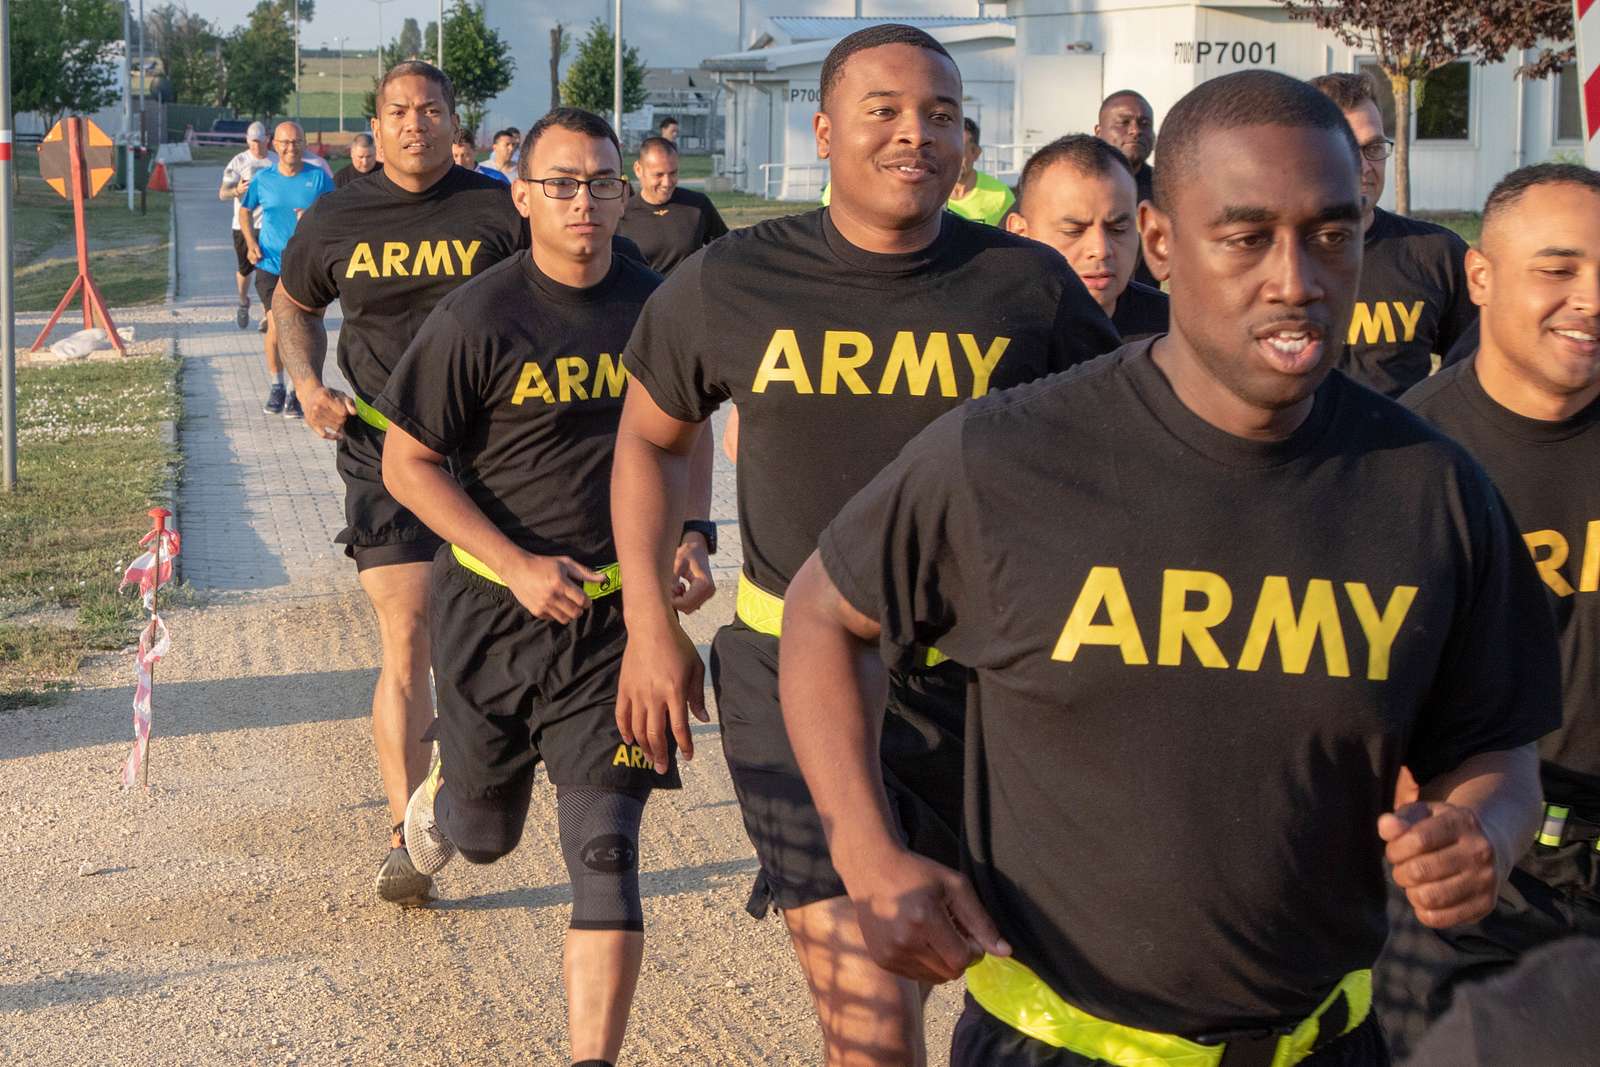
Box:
[370,0,397,80]
[331,36,347,133]
[612,0,623,138]
[122,0,133,210]
[293,0,301,120]
[437,0,444,67]
[2,0,16,489]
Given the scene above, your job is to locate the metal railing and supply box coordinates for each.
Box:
[759,161,829,201]
[980,143,1044,178]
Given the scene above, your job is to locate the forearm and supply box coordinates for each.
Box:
[779,557,899,877]
[382,453,521,574]
[273,299,329,390]
[220,182,239,201]
[236,205,256,242]
[613,426,691,631]
[1420,744,1542,884]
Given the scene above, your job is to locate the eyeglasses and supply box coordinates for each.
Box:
[524,176,627,200]
[1360,139,1395,162]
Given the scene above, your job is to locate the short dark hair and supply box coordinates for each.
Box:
[452,129,475,149]
[1153,70,1358,214]
[963,117,980,144]
[1483,163,1600,234]
[377,60,456,116]
[638,136,678,158]
[1099,90,1151,119]
[819,24,956,112]
[518,108,623,178]
[492,128,518,144]
[1309,72,1380,113]
[1015,134,1132,213]
[658,115,679,130]
[351,132,374,149]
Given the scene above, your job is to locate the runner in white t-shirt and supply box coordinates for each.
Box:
[219,122,277,330]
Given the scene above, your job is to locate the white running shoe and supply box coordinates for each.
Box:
[404,759,456,877]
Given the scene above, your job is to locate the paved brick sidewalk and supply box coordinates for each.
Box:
[165,163,742,598]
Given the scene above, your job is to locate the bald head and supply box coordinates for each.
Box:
[273,121,305,170]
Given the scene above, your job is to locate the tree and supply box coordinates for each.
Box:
[440,0,515,137]
[1281,0,1574,215]
[424,20,439,62]
[549,23,569,110]
[394,18,423,61]
[222,0,294,119]
[10,0,122,129]
[145,3,225,105]
[561,19,646,118]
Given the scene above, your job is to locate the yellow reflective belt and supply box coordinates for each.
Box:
[735,573,950,668]
[450,544,622,600]
[353,394,390,432]
[966,955,1371,1067]
[1538,803,1570,847]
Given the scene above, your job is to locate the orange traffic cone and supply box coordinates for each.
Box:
[147,160,170,193]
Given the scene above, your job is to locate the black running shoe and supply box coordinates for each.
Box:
[283,392,303,420]
[262,383,286,415]
[375,846,435,907]
[236,304,249,329]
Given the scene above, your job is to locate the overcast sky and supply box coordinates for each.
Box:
[178,0,444,51]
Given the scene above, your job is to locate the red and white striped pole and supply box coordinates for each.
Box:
[1578,0,1600,167]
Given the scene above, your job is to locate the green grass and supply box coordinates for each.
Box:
[10,146,171,312]
[0,357,182,710]
[1420,211,1482,246]
[706,188,810,229]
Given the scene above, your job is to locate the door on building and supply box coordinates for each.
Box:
[1020,53,1105,149]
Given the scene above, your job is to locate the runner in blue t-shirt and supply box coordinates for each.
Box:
[240,121,335,419]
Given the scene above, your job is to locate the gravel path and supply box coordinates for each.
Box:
[0,163,963,1065]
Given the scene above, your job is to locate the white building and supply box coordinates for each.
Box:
[478,0,984,145]
[1005,0,1586,212]
[704,16,1018,199]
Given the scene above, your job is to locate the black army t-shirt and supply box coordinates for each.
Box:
[623,208,1119,596]
[279,165,525,404]
[375,251,662,564]
[1112,279,1167,341]
[334,164,372,190]
[819,342,1559,1034]
[1341,207,1477,398]
[1405,357,1600,811]
[617,186,729,276]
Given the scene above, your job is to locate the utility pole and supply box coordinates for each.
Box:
[437,0,444,67]
[123,0,134,211]
[293,0,301,120]
[612,0,623,139]
[335,37,346,133]
[137,0,145,164]
[1,0,16,490]
[371,0,397,80]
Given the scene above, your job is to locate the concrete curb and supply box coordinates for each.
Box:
[157,335,182,583]
[165,192,178,307]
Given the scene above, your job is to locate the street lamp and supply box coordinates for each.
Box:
[612,0,623,138]
[293,0,300,120]
[329,36,348,133]
[370,0,398,81]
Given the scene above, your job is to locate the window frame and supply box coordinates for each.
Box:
[1354,55,1479,149]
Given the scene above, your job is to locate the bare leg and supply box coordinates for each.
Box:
[262,308,282,376]
[357,561,434,846]
[236,271,250,305]
[565,929,644,1064]
[784,895,927,1067]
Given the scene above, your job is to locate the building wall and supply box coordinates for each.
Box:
[1008,0,1580,212]
[479,0,980,143]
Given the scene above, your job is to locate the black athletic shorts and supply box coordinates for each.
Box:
[254,268,278,311]
[333,415,444,570]
[951,995,1391,1066]
[429,547,681,796]
[233,228,260,276]
[1374,831,1600,1060]
[710,618,965,916]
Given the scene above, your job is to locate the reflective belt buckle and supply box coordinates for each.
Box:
[584,562,622,599]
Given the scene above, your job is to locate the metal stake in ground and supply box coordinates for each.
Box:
[143,508,169,788]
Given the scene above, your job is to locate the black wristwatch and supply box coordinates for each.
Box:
[681,519,717,556]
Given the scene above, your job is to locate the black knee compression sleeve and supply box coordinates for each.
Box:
[556,785,647,932]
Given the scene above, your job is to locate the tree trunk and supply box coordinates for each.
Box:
[549,25,563,110]
[1389,71,1412,217]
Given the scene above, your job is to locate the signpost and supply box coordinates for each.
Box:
[30,117,128,356]
[2,0,14,491]
[1578,0,1600,167]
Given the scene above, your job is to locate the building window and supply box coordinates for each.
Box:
[1557,61,1583,142]
[1416,62,1471,140]
[1356,59,1472,141]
